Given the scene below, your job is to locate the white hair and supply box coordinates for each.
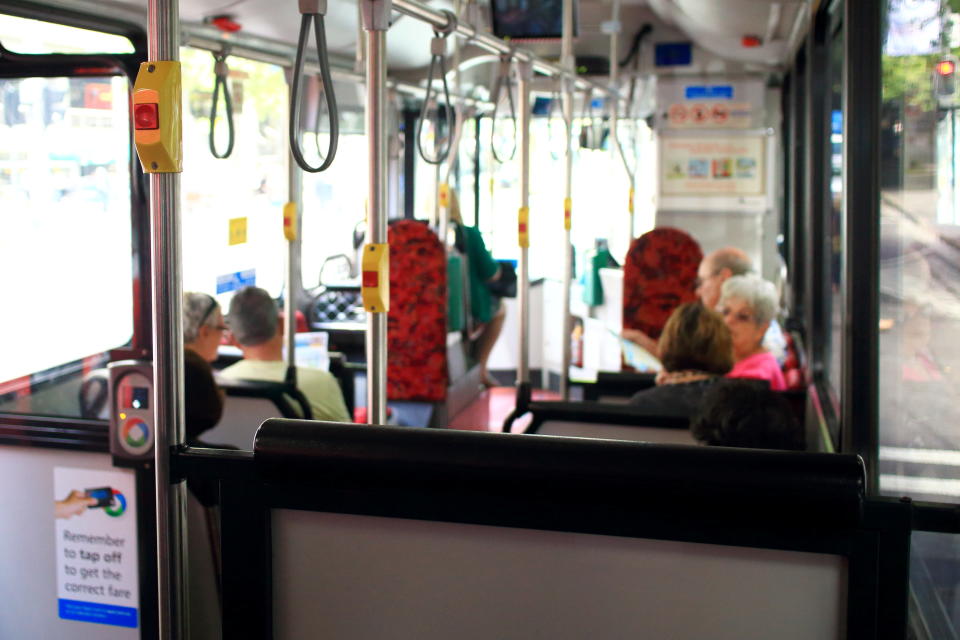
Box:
[719,275,779,326]
[183,292,220,344]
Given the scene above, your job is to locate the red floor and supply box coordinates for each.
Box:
[447,387,562,433]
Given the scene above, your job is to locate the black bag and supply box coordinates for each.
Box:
[487,260,518,298]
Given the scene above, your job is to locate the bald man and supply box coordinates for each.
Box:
[622,247,764,358]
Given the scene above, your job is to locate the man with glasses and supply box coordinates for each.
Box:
[623,247,784,363]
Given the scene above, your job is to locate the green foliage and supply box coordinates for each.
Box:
[882,53,939,110]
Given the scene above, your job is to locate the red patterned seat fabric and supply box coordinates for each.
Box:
[387,220,448,402]
[622,227,703,349]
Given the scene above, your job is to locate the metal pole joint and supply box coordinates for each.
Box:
[361,0,393,31]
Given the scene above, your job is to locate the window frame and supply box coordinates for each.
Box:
[0,7,151,432]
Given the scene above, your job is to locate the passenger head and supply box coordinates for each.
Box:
[227,287,279,348]
[657,302,733,375]
[183,292,226,362]
[696,247,753,309]
[718,275,779,361]
[690,379,804,451]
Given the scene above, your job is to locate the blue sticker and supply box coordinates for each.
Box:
[216,269,257,294]
[655,42,692,67]
[685,85,734,100]
[59,599,138,628]
[831,109,843,135]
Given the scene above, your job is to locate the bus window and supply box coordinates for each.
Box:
[301,111,367,288]
[878,0,960,506]
[0,73,132,417]
[180,47,287,303]
[0,13,134,54]
[826,22,845,407]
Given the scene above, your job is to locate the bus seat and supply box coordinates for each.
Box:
[203,378,313,450]
[78,368,110,420]
[536,420,697,444]
[622,228,702,369]
[387,219,448,402]
[186,490,221,640]
[248,421,906,640]
[447,251,466,333]
[518,400,693,444]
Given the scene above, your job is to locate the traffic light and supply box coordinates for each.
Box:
[934,55,958,107]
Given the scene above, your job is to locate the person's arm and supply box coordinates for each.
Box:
[621,328,660,358]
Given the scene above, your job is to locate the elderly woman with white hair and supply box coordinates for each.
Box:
[717,275,787,391]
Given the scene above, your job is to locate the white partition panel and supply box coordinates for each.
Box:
[0,446,139,640]
[537,421,698,445]
[273,510,846,640]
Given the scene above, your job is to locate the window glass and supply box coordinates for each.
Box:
[909,531,960,635]
[0,14,134,54]
[301,128,368,288]
[879,0,960,503]
[826,25,845,401]
[180,47,287,304]
[0,75,132,417]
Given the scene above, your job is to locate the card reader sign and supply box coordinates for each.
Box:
[54,467,139,629]
[216,269,256,294]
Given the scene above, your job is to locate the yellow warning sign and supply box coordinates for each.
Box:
[229,217,247,246]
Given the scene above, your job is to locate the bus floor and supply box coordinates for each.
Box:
[448,387,561,433]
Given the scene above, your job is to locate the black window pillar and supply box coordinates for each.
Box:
[842,0,882,491]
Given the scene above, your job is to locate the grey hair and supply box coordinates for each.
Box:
[711,247,754,277]
[719,275,779,326]
[183,292,220,344]
[227,287,278,347]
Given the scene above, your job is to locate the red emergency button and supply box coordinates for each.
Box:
[362,271,379,288]
[134,103,159,130]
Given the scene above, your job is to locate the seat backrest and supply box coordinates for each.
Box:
[248,421,905,640]
[536,420,698,444]
[622,227,702,357]
[203,378,312,450]
[387,219,448,402]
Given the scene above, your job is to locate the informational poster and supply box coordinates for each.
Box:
[54,467,139,629]
[660,136,765,197]
[657,80,765,131]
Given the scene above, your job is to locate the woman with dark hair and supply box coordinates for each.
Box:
[629,302,733,418]
[691,379,804,451]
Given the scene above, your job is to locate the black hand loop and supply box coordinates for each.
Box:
[290,11,339,173]
[209,51,235,159]
[490,55,517,164]
[416,32,455,165]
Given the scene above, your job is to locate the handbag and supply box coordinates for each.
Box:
[487,260,518,298]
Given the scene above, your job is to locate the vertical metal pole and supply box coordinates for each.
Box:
[517,60,532,389]
[559,0,575,400]
[285,125,302,371]
[146,1,186,638]
[363,0,390,425]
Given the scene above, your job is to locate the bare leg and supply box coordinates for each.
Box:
[476,301,506,387]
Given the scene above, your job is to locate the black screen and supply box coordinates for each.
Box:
[491,0,577,40]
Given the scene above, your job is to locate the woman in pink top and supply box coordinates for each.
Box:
[717,275,787,391]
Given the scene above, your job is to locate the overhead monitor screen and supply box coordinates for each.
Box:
[491,0,578,40]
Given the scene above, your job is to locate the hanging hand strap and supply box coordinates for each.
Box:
[490,53,517,163]
[209,50,235,159]
[290,0,339,173]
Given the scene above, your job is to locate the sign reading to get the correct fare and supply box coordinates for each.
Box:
[54,467,139,629]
